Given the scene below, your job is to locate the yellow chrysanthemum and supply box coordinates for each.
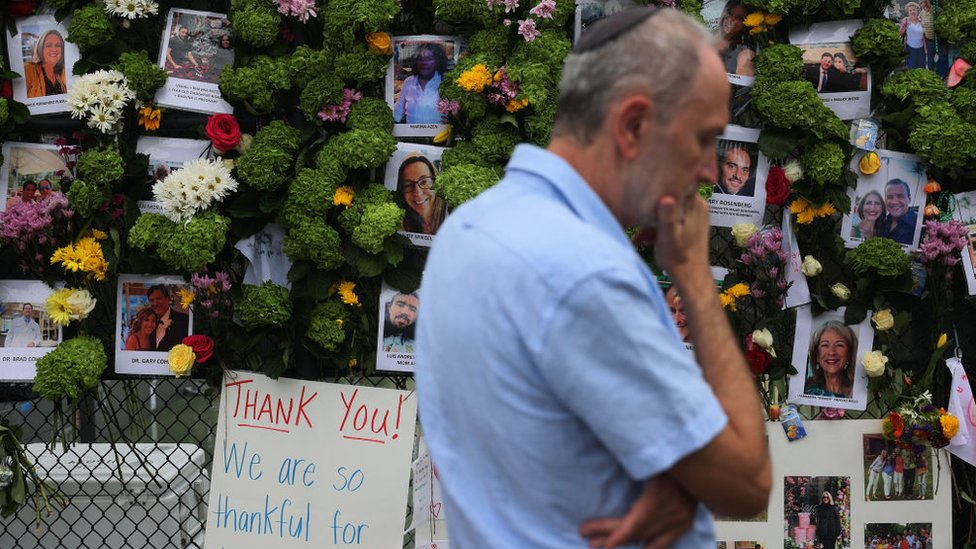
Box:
[727,283,750,298]
[84,228,108,240]
[941,413,960,439]
[814,202,837,217]
[744,12,765,27]
[456,64,493,93]
[348,358,359,368]
[178,288,195,310]
[338,281,360,306]
[764,13,782,25]
[505,98,529,113]
[333,185,355,207]
[46,289,74,326]
[749,25,766,35]
[138,106,161,131]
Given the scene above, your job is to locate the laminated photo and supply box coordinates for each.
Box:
[0,142,72,213]
[702,0,758,87]
[788,305,873,411]
[375,281,419,373]
[115,274,194,376]
[135,135,212,212]
[6,15,81,115]
[863,433,935,502]
[383,142,448,247]
[842,149,926,251]
[387,35,461,137]
[791,20,872,121]
[885,0,950,78]
[954,190,976,295]
[155,8,234,114]
[708,125,768,228]
[0,280,63,381]
[784,476,852,549]
[574,0,637,41]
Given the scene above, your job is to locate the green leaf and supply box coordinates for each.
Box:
[344,245,387,277]
[226,193,263,218]
[825,187,851,214]
[263,353,287,379]
[383,237,405,267]
[843,304,868,324]
[288,261,310,283]
[259,190,287,214]
[758,129,801,160]
[306,268,334,301]
[960,490,976,505]
[8,101,30,125]
[384,264,422,294]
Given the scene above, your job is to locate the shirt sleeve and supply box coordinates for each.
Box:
[535,266,728,481]
[393,78,408,123]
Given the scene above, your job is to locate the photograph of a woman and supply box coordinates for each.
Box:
[24,29,66,98]
[396,153,447,236]
[124,307,159,351]
[830,52,868,92]
[804,320,857,399]
[900,1,927,69]
[815,491,842,549]
[717,0,757,77]
[851,190,886,239]
[393,42,448,125]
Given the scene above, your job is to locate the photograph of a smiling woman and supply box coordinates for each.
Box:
[384,142,448,247]
[804,320,857,399]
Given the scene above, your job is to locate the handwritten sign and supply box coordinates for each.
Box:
[205,372,417,548]
[406,437,449,545]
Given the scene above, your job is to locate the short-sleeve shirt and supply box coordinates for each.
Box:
[416,144,728,548]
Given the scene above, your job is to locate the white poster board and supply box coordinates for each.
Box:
[204,372,417,549]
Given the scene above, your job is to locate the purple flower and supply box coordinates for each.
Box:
[275,0,318,22]
[518,19,541,41]
[437,99,461,116]
[529,0,556,19]
[503,0,520,12]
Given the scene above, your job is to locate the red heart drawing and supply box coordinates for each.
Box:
[430,502,442,518]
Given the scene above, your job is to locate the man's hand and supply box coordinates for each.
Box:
[652,194,710,280]
[578,475,697,549]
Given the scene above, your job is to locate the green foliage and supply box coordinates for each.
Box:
[468,28,511,68]
[65,4,115,52]
[509,31,572,76]
[951,87,976,125]
[961,41,976,64]
[432,0,492,26]
[337,183,394,234]
[287,46,334,88]
[219,56,292,113]
[352,202,405,254]
[441,140,492,170]
[307,301,349,351]
[753,45,804,85]
[113,51,167,102]
[334,43,392,86]
[283,219,344,270]
[319,129,397,171]
[472,117,520,163]
[231,4,282,48]
[236,121,303,190]
[524,100,556,146]
[300,74,346,121]
[279,168,342,225]
[33,336,107,400]
[507,61,554,106]
[845,237,913,277]
[934,0,976,43]
[346,97,394,134]
[237,282,292,329]
[851,19,904,64]
[66,179,106,218]
[880,69,948,105]
[322,0,401,47]
[908,102,976,174]
[800,142,845,186]
[129,212,230,271]
[0,99,7,127]
[752,80,847,140]
[77,148,124,186]
[437,163,502,208]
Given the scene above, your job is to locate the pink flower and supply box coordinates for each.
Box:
[437,99,461,116]
[518,19,541,41]
[529,0,556,19]
[503,0,520,12]
[275,0,318,22]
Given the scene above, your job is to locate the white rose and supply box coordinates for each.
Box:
[65,289,97,320]
[862,351,888,378]
[731,223,759,247]
[783,160,803,183]
[801,255,822,277]
[751,328,777,358]
[872,309,894,332]
[831,283,851,301]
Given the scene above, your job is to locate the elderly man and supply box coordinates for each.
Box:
[4,303,41,348]
[878,178,918,245]
[416,7,770,549]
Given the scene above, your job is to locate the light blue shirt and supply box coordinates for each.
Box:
[416,144,728,548]
[393,72,442,124]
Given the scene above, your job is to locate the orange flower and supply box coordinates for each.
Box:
[924,179,942,194]
[366,32,393,55]
[924,204,941,218]
[138,106,161,131]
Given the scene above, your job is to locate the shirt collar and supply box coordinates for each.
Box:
[505,144,631,249]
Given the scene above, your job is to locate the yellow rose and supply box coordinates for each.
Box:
[751,328,777,357]
[730,223,759,247]
[859,151,881,175]
[366,32,393,55]
[168,344,196,377]
[801,255,822,277]
[744,12,766,27]
[871,309,894,331]
[862,350,888,378]
[830,283,851,301]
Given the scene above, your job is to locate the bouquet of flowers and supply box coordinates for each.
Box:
[882,391,959,450]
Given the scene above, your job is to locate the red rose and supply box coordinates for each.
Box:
[0,80,11,99]
[744,334,772,375]
[182,335,215,363]
[765,165,791,206]
[5,0,37,17]
[205,114,241,153]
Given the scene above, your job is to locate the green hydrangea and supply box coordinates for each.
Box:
[437,164,501,208]
[220,56,292,113]
[845,237,913,277]
[352,202,404,253]
[908,102,976,173]
[33,336,107,400]
[288,46,334,88]
[113,51,168,102]
[346,97,394,133]
[753,45,804,85]
[237,282,292,329]
[65,4,115,52]
[537,0,576,28]
[319,129,396,171]
[66,179,106,218]
[280,168,342,225]
[254,120,303,152]
[300,74,346,120]
[0,98,7,126]
[468,28,511,68]
[506,61,554,107]
[752,80,848,140]
[337,183,394,234]
[961,41,976,64]
[850,19,904,64]
[432,0,492,26]
[472,118,520,163]
[130,212,230,271]
[232,4,282,48]
[880,69,947,105]
[800,142,845,186]
[441,140,494,170]
[525,100,556,146]
[509,31,572,75]
[934,0,976,43]
[307,301,349,351]
[77,148,124,186]
[334,43,392,86]
[236,146,294,191]
[951,87,976,125]
[322,0,400,47]
[283,218,344,270]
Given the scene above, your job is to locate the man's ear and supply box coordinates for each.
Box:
[612,94,654,161]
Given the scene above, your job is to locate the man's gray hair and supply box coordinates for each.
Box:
[552,10,716,144]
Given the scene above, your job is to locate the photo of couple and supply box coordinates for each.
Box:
[802,47,868,93]
[844,150,926,249]
[119,282,190,353]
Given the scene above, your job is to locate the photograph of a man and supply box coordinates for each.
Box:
[714,140,755,196]
[4,303,41,348]
[804,52,842,93]
[147,285,190,352]
[382,291,418,353]
[878,178,919,245]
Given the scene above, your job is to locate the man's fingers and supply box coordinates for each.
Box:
[579,517,620,549]
[602,511,644,549]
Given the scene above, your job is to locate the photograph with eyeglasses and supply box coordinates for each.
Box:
[384,143,449,247]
